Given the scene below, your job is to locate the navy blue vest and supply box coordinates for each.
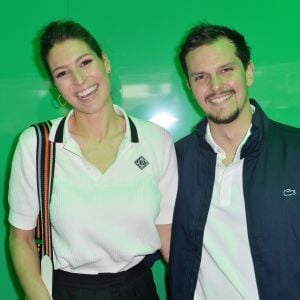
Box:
[169,99,300,299]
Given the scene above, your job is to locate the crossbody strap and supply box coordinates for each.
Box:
[32,121,55,262]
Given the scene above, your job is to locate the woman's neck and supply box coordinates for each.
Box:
[69,104,125,142]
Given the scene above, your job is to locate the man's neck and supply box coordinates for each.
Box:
[209,106,252,165]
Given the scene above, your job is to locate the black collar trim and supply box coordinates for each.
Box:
[53,116,139,143]
[128,117,139,143]
[54,117,66,143]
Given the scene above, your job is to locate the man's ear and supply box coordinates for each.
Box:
[186,78,191,90]
[246,61,254,87]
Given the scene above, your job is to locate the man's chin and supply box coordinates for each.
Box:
[208,109,240,125]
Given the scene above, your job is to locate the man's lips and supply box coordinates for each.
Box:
[206,91,235,104]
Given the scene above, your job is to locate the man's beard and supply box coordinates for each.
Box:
[204,89,240,124]
[207,108,240,124]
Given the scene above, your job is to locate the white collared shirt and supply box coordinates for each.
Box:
[8,105,178,274]
[194,120,259,299]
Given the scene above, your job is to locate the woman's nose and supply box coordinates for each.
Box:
[72,69,85,85]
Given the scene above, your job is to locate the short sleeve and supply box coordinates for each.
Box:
[8,127,39,230]
[155,130,178,224]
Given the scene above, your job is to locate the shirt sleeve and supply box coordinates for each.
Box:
[8,127,39,230]
[155,130,178,224]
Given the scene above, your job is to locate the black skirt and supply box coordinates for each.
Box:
[52,261,160,300]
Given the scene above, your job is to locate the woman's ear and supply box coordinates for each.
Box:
[102,53,111,74]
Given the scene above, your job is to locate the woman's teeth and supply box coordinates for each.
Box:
[77,84,98,98]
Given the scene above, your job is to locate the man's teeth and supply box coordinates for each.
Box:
[209,93,232,104]
[77,85,98,97]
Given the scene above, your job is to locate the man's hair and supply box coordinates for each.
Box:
[179,23,251,78]
[40,20,103,79]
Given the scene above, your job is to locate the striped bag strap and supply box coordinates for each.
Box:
[32,121,56,262]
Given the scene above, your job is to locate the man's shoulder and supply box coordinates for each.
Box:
[268,119,300,138]
[265,119,300,151]
[175,131,201,157]
[176,131,198,145]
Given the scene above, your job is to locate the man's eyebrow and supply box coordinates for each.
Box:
[219,62,236,68]
[189,71,205,77]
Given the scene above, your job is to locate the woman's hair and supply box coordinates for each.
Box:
[40,20,103,79]
[179,23,251,78]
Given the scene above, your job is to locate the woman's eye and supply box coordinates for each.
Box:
[55,70,68,79]
[80,59,92,67]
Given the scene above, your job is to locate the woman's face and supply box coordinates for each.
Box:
[47,38,111,115]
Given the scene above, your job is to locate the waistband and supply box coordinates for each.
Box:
[53,261,148,288]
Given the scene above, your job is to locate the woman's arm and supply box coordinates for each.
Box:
[156,224,172,262]
[9,226,51,300]
[155,129,178,264]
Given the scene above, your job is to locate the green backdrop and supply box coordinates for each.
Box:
[1,0,300,298]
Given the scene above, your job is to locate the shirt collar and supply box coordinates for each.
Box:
[205,105,255,163]
[49,104,139,144]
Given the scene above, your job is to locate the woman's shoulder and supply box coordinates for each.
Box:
[18,125,37,145]
[19,115,64,145]
[130,116,169,134]
[130,116,172,140]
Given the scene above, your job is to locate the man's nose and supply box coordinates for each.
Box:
[210,74,223,91]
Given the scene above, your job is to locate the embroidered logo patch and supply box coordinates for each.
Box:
[283,188,296,197]
[134,156,149,170]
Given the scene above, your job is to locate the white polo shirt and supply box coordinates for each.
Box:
[194,121,259,299]
[8,105,178,274]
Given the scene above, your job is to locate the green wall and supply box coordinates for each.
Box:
[1,0,300,298]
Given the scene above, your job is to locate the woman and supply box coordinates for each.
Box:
[8,20,178,300]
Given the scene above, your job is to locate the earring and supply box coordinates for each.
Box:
[57,94,67,107]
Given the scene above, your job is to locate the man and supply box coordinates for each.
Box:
[169,23,300,300]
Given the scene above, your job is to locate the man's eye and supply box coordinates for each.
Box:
[222,66,233,73]
[194,74,205,81]
[80,59,92,67]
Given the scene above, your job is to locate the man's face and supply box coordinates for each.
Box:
[185,37,254,124]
